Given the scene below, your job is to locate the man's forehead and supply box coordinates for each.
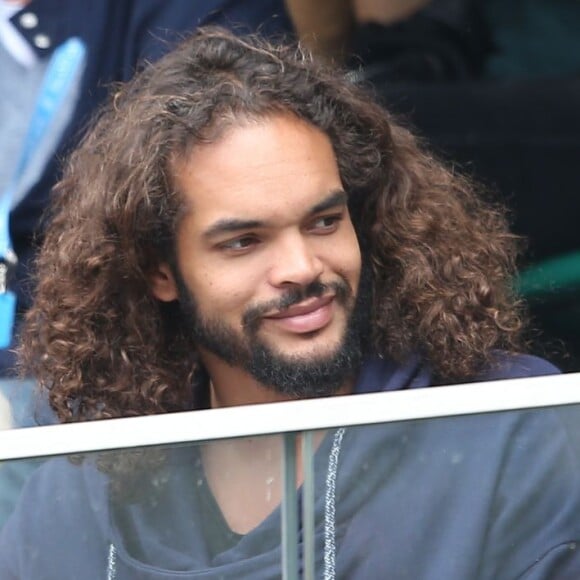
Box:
[170,114,343,218]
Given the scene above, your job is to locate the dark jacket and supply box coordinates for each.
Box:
[2,354,580,579]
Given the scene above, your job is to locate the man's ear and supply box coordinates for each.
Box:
[150,263,179,302]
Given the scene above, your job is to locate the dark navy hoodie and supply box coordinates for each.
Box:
[2,354,580,579]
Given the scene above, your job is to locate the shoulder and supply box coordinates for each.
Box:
[355,352,560,393]
[0,457,110,575]
[477,352,560,382]
[1,455,106,531]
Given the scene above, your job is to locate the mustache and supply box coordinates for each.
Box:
[242,279,351,331]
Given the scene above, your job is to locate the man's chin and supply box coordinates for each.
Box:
[243,334,362,398]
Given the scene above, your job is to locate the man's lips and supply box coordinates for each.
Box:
[265,295,334,319]
[262,295,335,334]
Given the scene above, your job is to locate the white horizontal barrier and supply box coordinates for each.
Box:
[0,372,579,461]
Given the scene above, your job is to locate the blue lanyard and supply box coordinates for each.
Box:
[0,37,86,259]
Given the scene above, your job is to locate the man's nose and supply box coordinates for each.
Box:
[268,233,324,288]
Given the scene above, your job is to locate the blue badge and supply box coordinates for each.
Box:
[0,257,17,348]
[0,290,16,349]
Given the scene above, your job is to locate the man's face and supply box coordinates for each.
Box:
[153,114,365,396]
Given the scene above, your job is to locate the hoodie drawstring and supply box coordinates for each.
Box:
[323,427,346,580]
[107,543,117,580]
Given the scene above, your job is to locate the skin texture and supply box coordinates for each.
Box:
[152,114,362,407]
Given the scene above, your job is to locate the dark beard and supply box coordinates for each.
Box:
[173,266,371,398]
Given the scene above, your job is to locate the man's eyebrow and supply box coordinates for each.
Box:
[203,218,264,240]
[309,189,348,214]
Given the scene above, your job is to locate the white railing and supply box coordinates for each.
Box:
[1,372,579,461]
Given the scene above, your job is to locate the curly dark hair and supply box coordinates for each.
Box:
[20,27,524,423]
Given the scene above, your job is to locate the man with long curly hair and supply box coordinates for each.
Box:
[2,27,580,580]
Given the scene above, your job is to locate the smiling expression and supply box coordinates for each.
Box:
[152,114,364,394]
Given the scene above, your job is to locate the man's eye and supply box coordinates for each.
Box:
[311,214,342,232]
[219,236,258,252]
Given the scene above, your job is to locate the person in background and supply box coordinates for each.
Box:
[0,0,292,377]
[284,0,486,81]
[284,0,430,63]
[285,0,580,81]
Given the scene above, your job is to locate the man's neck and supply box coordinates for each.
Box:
[202,427,327,534]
